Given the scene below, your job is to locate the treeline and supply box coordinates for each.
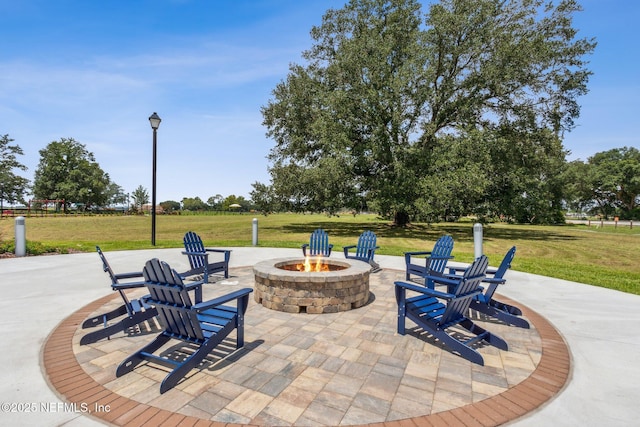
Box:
[0,135,256,215]
[249,146,640,222]
[2,134,638,222]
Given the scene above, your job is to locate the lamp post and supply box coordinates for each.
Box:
[149,112,161,246]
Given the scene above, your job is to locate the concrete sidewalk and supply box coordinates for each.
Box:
[0,247,638,426]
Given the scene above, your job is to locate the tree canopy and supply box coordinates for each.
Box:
[261,0,595,225]
[565,147,640,220]
[131,185,149,212]
[0,134,30,210]
[33,138,112,211]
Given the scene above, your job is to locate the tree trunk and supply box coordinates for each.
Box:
[394,210,410,227]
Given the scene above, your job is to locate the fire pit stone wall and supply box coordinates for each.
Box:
[253,258,371,314]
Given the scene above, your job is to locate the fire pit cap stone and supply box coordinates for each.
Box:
[253,257,372,281]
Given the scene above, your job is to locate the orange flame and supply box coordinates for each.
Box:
[296,256,329,272]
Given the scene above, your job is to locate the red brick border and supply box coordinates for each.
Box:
[42,292,570,426]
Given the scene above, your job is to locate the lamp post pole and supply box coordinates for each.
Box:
[149,112,161,246]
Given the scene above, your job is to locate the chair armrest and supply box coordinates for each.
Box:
[366,246,379,258]
[424,255,454,266]
[182,251,208,257]
[484,267,500,279]
[448,265,504,285]
[183,280,206,291]
[113,271,144,280]
[429,255,454,261]
[112,280,147,291]
[193,288,254,312]
[205,248,231,254]
[394,281,456,300]
[406,252,452,265]
[404,251,433,258]
[450,265,497,275]
[424,273,461,289]
[447,265,467,274]
[343,245,356,256]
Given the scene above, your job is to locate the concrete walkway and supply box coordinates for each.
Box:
[0,247,638,426]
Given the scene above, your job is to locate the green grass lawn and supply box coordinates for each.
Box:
[1,212,638,295]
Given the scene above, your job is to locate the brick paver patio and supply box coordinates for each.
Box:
[43,266,570,426]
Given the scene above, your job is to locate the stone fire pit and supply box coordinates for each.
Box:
[253,257,371,314]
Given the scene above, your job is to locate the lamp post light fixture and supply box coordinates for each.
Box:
[149,112,161,246]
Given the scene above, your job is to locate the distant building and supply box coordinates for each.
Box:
[141,204,164,214]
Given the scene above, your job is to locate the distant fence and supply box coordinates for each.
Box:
[567,219,637,229]
[1,208,128,218]
[0,209,251,218]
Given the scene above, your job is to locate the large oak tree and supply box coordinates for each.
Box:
[33,138,112,211]
[261,0,595,225]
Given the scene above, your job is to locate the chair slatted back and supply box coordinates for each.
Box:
[143,258,205,341]
[183,231,206,271]
[484,246,516,300]
[439,256,488,326]
[428,235,454,275]
[355,230,377,260]
[308,228,330,256]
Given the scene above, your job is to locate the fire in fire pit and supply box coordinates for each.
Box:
[253,257,371,314]
[280,256,348,272]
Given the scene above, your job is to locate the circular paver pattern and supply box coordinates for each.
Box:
[43,267,570,426]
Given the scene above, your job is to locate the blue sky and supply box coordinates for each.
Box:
[1,0,638,203]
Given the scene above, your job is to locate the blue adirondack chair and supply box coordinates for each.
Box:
[302,228,333,257]
[116,258,253,394]
[395,255,508,365]
[404,235,454,287]
[463,247,529,329]
[80,247,159,345]
[343,231,379,269]
[181,231,231,295]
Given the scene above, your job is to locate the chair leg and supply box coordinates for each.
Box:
[203,266,209,285]
[470,300,530,329]
[159,322,236,393]
[80,308,158,345]
[395,287,407,335]
[235,296,249,348]
[81,304,129,329]
[490,298,524,316]
[159,338,218,393]
[431,325,486,366]
[116,334,171,377]
[402,309,486,365]
[459,318,509,351]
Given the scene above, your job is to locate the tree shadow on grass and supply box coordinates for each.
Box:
[277,220,581,242]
